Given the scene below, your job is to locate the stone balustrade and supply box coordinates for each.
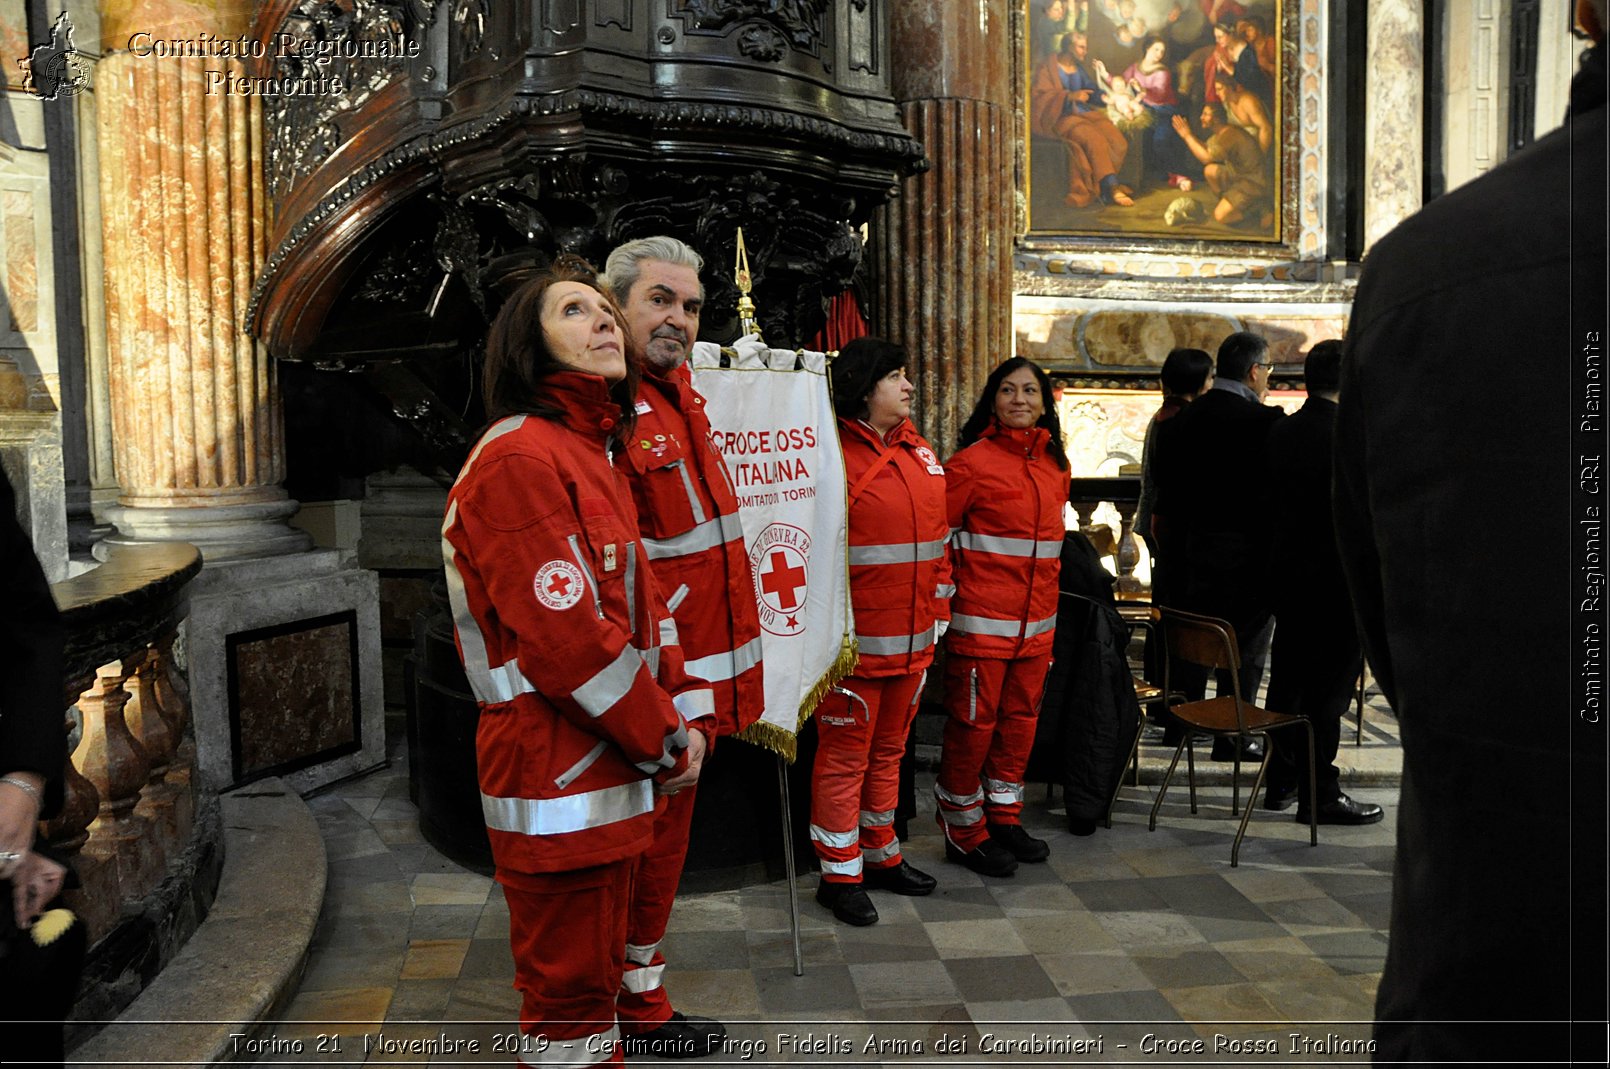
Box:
[43,542,216,1032]
[1068,475,1145,595]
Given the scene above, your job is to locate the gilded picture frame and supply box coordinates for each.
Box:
[1024,0,1287,243]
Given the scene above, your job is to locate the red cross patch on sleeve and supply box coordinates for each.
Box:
[533,560,586,611]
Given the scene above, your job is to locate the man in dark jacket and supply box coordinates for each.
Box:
[1153,330,1285,761]
[1259,341,1381,826]
[1333,1,1608,1061]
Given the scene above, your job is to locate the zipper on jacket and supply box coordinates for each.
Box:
[1018,452,1042,651]
[555,739,608,789]
[567,533,605,621]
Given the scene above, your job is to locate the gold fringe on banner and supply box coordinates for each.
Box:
[735,635,859,763]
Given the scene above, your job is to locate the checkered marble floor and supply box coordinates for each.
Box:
[256,719,1397,1067]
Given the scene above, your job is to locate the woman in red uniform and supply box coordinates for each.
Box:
[935,357,1071,876]
[812,337,951,927]
[441,257,712,1065]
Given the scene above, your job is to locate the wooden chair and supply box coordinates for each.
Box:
[1146,607,1319,867]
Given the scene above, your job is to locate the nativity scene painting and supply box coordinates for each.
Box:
[1025,0,1284,242]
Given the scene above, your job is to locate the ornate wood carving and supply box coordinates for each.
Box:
[248,0,921,478]
[262,0,438,201]
[672,0,830,58]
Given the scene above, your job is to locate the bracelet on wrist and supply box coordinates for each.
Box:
[0,775,42,807]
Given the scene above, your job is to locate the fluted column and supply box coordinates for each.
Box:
[1364,0,1424,252]
[871,0,1014,455]
[93,1,311,561]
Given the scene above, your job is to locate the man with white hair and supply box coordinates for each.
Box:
[603,236,764,1059]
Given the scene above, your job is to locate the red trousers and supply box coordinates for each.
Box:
[810,672,924,883]
[617,785,696,1034]
[935,653,1052,850]
[502,860,634,1067]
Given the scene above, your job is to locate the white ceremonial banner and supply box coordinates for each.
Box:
[689,338,854,760]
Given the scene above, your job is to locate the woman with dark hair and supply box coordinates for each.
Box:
[442,256,712,1063]
[934,357,1072,876]
[812,337,950,927]
[1135,346,1214,569]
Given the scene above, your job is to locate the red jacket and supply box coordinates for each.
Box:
[622,365,763,738]
[839,417,952,678]
[442,373,712,875]
[944,423,1071,659]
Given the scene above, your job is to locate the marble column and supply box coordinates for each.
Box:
[1364,0,1425,253]
[870,0,1014,454]
[92,0,311,561]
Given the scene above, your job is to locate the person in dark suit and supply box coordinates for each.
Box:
[2,459,81,1066]
[1334,1,1607,1061]
[1259,341,1382,826]
[1152,330,1284,761]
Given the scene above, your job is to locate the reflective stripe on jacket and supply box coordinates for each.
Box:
[622,364,763,737]
[442,373,710,875]
[840,417,952,677]
[944,422,1071,659]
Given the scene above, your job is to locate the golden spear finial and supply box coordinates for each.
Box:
[735,227,761,340]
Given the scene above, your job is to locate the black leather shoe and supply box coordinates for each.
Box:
[862,860,937,896]
[988,821,1050,862]
[1210,735,1265,762]
[623,1012,726,1059]
[815,880,878,926]
[1262,784,1298,812]
[1296,793,1385,826]
[944,838,1019,877]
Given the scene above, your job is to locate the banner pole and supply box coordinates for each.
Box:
[776,754,805,976]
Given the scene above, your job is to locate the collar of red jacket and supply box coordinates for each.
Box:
[645,361,692,388]
[981,420,1051,458]
[544,370,626,438]
[840,415,918,450]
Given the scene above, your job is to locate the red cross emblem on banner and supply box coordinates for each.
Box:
[750,523,811,637]
[760,550,807,611]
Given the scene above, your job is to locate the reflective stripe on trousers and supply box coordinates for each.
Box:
[984,776,1025,805]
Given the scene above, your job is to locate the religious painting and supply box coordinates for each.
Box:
[1024,0,1286,242]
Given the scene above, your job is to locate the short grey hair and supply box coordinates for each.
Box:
[603,236,705,301]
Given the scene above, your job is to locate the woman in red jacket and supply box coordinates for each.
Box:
[442,257,711,1064]
[812,337,951,927]
[935,357,1071,876]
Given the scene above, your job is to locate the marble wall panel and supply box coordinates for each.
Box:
[1015,294,1349,376]
[229,614,359,782]
[1055,387,1305,480]
[185,550,385,792]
